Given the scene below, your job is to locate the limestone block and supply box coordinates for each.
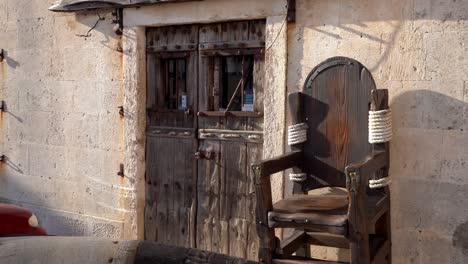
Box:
[84,183,135,221]
[71,80,100,115]
[15,17,55,51]
[392,179,468,236]
[7,49,56,81]
[25,111,51,144]
[390,80,465,130]
[264,16,287,205]
[54,12,117,50]
[391,229,421,264]
[291,24,340,88]
[339,0,413,34]
[66,147,105,180]
[464,81,468,131]
[414,0,468,33]
[335,30,382,73]
[99,110,124,152]
[296,0,340,27]
[425,30,468,81]
[29,144,68,180]
[49,178,85,213]
[29,208,88,236]
[2,142,30,176]
[0,173,59,210]
[95,44,124,82]
[379,31,426,81]
[440,130,468,184]
[64,112,100,149]
[122,26,146,239]
[54,46,97,81]
[0,1,6,28]
[0,28,17,52]
[390,129,443,182]
[6,0,57,21]
[90,220,124,239]
[98,79,124,111]
[17,80,74,113]
[420,231,454,264]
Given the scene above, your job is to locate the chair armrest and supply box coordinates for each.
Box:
[344,151,388,190]
[251,151,303,178]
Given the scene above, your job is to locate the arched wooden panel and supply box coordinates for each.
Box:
[300,57,376,188]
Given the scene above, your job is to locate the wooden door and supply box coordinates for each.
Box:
[196,20,265,260]
[145,21,265,260]
[145,25,198,248]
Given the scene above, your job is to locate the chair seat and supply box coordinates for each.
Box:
[268,193,388,233]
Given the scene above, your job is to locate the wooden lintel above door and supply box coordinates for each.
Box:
[49,0,202,12]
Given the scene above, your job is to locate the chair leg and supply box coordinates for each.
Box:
[350,235,371,264]
[385,210,392,263]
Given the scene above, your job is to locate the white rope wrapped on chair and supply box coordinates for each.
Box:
[288,123,308,146]
[369,177,391,189]
[289,173,307,182]
[288,123,308,182]
[368,109,393,144]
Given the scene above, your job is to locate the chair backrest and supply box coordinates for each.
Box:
[292,57,376,190]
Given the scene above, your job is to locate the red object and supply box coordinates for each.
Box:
[0,203,47,236]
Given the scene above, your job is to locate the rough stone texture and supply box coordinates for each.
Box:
[263,15,288,205]
[0,237,138,264]
[0,1,131,238]
[122,26,147,240]
[289,0,468,262]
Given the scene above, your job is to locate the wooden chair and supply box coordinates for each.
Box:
[252,57,391,264]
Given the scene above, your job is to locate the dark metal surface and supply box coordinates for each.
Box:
[49,0,202,12]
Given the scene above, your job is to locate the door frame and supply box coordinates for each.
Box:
[121,11,288,240]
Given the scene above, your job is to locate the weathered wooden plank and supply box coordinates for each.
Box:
[145,136,158,241]
[197,140,221,252]
[280,231,306,256]
[225,142,248,258]
[246,143,262,260]
[199,41,266,51]
[198,111,263,118]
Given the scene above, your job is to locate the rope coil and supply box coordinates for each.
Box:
[368,109,393,144]
[288,123,308,146]
[369,177,391,189]
[288,123,308,182]
[289,173,307,182]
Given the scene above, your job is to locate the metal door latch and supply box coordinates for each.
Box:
[194,150,217,160]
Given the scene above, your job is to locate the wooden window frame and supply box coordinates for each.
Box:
[199,46,264,118]
[148,51,190,113]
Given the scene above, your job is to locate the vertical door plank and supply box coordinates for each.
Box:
[196,141,221,252]
[246,142,262,260]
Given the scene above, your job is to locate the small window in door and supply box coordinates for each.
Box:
[219,55,255,112]
[161,58,188,111]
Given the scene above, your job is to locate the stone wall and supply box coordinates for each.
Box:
[288,0,468,262]
[0,0,133,238]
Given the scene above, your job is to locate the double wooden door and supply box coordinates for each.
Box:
[145,20,265,260]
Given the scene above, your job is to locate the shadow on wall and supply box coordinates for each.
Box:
[390,90,468,263]
[288,0,468,89]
